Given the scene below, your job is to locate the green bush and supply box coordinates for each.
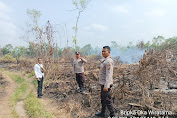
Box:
[0,54,16,63]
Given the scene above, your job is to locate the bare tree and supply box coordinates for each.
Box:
[72,0,91,49]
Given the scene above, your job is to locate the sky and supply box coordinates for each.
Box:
[0,0,177,48]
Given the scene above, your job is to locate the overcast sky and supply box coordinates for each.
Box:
[0,0,177,48]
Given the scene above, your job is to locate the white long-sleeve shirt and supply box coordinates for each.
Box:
[34,63,44,78]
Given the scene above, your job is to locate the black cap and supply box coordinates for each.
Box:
[75,52,80,55]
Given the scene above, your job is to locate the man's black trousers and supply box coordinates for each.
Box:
[37,76,43,97]
[76,73,85,89]
[100,85,114,114]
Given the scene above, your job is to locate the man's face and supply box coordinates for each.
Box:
[38,59,42,64]
[76,54,80,59]
[102,48,110,58]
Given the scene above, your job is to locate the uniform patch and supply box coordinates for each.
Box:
[100,68,102,71]
[107,64,110,70]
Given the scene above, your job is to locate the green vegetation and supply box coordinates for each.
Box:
[10,81,29,105]
[111,36,177,51]
[1,44,13,55]
[5,72,53,118]
[24,91,53,118]
[33,79,38,88]
[0,53,16,63]
[1,35,177,59]
[11,109,19,118]
[12,75,25,84]
[8,73,29,118]
[28,71,35,78]
[9,74,29,105]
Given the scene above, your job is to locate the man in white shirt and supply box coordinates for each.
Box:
[34,58,44,98]
[73,52,87,94]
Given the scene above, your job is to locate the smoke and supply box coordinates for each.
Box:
[111,47,145,64]
[78,44,145,64]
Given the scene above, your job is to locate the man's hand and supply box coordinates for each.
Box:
[103,87,108,91]
[80,57,83,60]
[37,78,40,81]
[72,73,75,77]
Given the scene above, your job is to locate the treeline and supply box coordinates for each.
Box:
[0,35,177,60]
[0,43,101,58]
[111,36,177,51]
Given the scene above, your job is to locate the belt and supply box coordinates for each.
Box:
[100,84,113,88]
[100,84,113,91]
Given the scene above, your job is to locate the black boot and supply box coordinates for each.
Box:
[76,87,81,93]
[109,112,115,117]
[95,109,105,117]
[81,87,85,95]
[37,95,42,98]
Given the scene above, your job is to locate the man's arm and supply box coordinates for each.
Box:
[34,64,38,78]
[104,61,113,91]
[80,57,87,63]
[34,64,40,81]
[40,64,45,73]
[72,61,75,74]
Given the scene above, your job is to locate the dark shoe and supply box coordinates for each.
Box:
[41,94,44,96]
[81,88,85,95]
[37,96,42,98]
[82,90,85,95]
[95,111,105,117]
[76,88,81,93]
[109,112,115,117]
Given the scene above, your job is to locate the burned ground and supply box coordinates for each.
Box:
[1,45,177,117]
[41,45,177,117]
